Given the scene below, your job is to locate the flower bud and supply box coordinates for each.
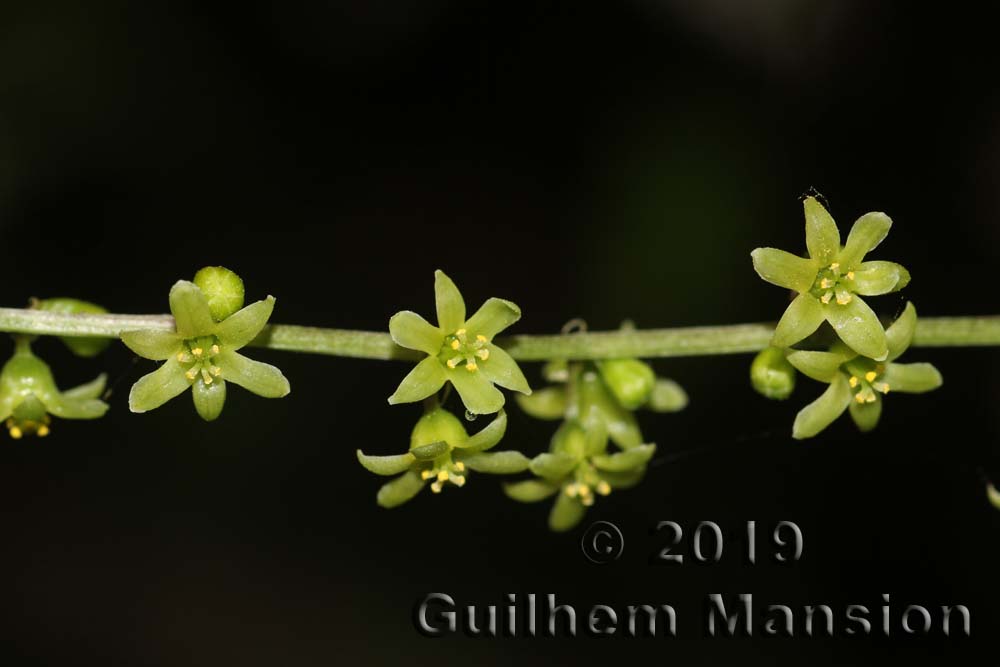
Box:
[193,266,245,321]
[598,359,655,410]
[409,408,468,450]
[750,346,796,400]
[34,298,111,358]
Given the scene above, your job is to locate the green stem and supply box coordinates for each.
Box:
[1,307,998,361]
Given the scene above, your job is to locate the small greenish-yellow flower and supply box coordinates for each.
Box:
[121,274,289,421]
[357,408,530,507]
[0,338,108,438]
[752,196,910,361]
[504,419,655,532]
[388,270,531,415]
[786,302,941,439]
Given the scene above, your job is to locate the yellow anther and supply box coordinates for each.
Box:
[581,494,595,507]
[455,328,466,336]
[849,376,859,388]
[830,262,840,271]
[37,425,49,437]
[565,484,578,498]
[211,366,222,377]
[191,347,204,357]
[436,470,449,482]
[476,335,487,343]
[446,358,460,369]
[452,475,467,487]
[210,344,220,355]
[450,339,460,350]
[846,271,855,280]
[866,393,877,403]
[820,278,834,289]
[578,484,592,497]
[476,349,490,361]
[836,293,853,305]
[185,369,198,380]
[855,393,866,404]
[454,461,465,472]
[430,481,443,493]
[596,481,611,496]
[820,292,833,304]
[9,426,22,439]
[465,361,478,372]
[865,371,877,383]
[875,382,890,395]
[177,352,191,362]
[421,470,434,480]
[201,368,214,385]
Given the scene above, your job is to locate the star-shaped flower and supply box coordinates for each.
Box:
[121,280,290,421]
[752,196,910,361]
[387,270,531,415]
[357,408,530,507]
[786,302,942,439]
[504,419,656,531]
[0,339,108,438]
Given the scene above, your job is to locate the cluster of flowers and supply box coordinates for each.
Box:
[750,197,942,438]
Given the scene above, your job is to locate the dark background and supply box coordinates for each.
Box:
[1,1,998,664]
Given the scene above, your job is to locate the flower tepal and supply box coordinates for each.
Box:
[121,270,290,421]
[387,270,531,415]
[751,196,910,361]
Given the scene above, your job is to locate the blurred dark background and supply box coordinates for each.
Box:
[1,1,998,664]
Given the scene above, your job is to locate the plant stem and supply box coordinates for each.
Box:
[1,307,999,361]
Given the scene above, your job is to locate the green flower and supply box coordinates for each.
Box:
[357,408,530,507]
[786,303,942,439]
[121,279,290,421]
[518,360,687,450]
[504,419,656,532]
[752,196,910,361]
[387,270,531,415]
[0,339,108,438]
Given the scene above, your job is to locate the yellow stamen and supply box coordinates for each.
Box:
[820,291,833,304]
[476,335,487,343]
[452,475,466,487]
[565,484,578,498]
[596,481,611,496]
[185,369,198,380]
[465,361,477,372]
[820,278,833,289]
[865,371,877,382]
[866,394,877,403]
[846,271,855,280]
[830,262,840,271]
[454,461,465,472]
[450,339,460,350]
[581,494,595,507]
[476,349,489,360]
[836,292,852,305]
[455,328,466,336]
[191,347,203,357]
[436,470,448,482]
[201,368,213,385]
[177,352,191,362]
[430,481,443,493]
[849,376,859,388]
[421,470,434,480]
[855,393,866,404]
[9,426,22,439]
[210,344,220,355]
[578,484,592,497]
[875,382,890,394]
[211,366,222,377]
[446,358,460,369]
[37,425,49,437]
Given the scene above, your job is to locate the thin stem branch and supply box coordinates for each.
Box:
[1,307,998,361]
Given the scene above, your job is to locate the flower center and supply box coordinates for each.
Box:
[810,262,857,306]
[563,462,611,507]
[178,335,224,385]
[420,454,467,493]
[844,360,890,404]
[438,328,490,372]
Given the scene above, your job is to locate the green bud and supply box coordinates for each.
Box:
[409,408,469,450]
[750,346,797,400]
[193,266,245,321]
[34,298,111,358]
[597,359,655,410]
